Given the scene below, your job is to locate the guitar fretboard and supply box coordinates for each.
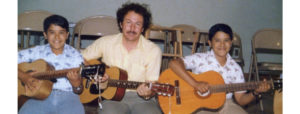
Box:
[210,81,272,93]
[107,79,144,89]
[33,68,80,80]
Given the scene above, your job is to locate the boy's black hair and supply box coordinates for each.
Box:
[43,14,69,33]
[116,2,152,35]
[208,23,233,41]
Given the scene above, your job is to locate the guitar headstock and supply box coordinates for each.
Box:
[80,64,106,79]
[151,83,175,96]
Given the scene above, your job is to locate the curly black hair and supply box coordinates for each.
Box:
[208,23,233,41]
[116,2,152,35]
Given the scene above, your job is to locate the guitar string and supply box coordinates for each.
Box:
[93,67,103,110]
[210,81,270,93]
[33,68,79,80]
[168,96,172,114]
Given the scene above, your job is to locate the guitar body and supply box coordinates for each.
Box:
[80,59,175,104]
[18,59,54,108]
[158,69,226,114]
[273,90,282,114]
[80,61,128,103]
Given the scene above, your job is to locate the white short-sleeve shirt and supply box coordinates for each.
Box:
[18,44,83,91]
[182,50,245,99]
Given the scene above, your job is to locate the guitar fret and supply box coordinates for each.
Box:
[33,68,79,80]
[225,84,229,92]
[211,81,268,93]
[108,80,143,89]
[216,85,222,93]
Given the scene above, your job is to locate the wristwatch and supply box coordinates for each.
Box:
[73,85,82,91]
[143,96,151,100]
[252,91,261,99]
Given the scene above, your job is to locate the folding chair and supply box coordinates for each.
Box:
[248,29,282,112]
[172,24,202,55]
[248,29,282,81]
[71,15,119,51]
[18,10,53,49]
[191,29,209,54]
[230,33,244,68]
[145,25,183,72]
[172,24,209,54]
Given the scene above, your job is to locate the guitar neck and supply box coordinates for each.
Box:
[32,68,80,80]
[210,81,272,93]
[107,79,145,89]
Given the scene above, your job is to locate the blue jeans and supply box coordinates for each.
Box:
[19,89,84,114]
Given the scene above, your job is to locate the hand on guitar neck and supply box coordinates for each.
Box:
[253,78,270,94]
[92,73,110,83]
[67,71,82,87]
[66,70,84,94]
[137,81,156,99]
[83,58,109,84]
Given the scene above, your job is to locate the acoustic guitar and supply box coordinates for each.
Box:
[18,59,105,108]
[79,60,175,103]
[273,90,282,114]
[157,68,282,114]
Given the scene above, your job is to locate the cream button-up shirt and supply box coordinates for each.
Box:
[81,33,162,86]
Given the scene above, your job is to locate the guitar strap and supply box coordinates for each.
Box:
[98,80,103,110]
[92,66,103,110]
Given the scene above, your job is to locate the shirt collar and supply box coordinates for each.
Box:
[117,33,145,51]
[209,50,232,67]
[45,43,67,56]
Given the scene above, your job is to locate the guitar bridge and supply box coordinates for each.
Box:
[175,80,181,104]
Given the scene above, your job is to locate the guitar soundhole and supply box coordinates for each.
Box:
[90,84,104,94]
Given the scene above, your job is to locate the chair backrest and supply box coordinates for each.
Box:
[230,33,244,67]
[79,15,119,36]
[172,24,199,43]
[18,10,53,49]
[146,24,172,41]
[248,29,282,82]
[145,24,184,72]
[148,31,166,41]
[253,29,282,51]
[74,15,120,49]
[231,33,242,56]
[18,10,53,32]
[232,33,242,47]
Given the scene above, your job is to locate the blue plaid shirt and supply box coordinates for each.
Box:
[18,44,83,91]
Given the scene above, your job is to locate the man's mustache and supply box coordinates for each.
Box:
[127,31,137,35]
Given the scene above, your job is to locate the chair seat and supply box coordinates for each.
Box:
[233,58,243,63]
[257,62,282,71]
[233,58,244,67]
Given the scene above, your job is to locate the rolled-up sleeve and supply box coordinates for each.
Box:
[81,37,104,61]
